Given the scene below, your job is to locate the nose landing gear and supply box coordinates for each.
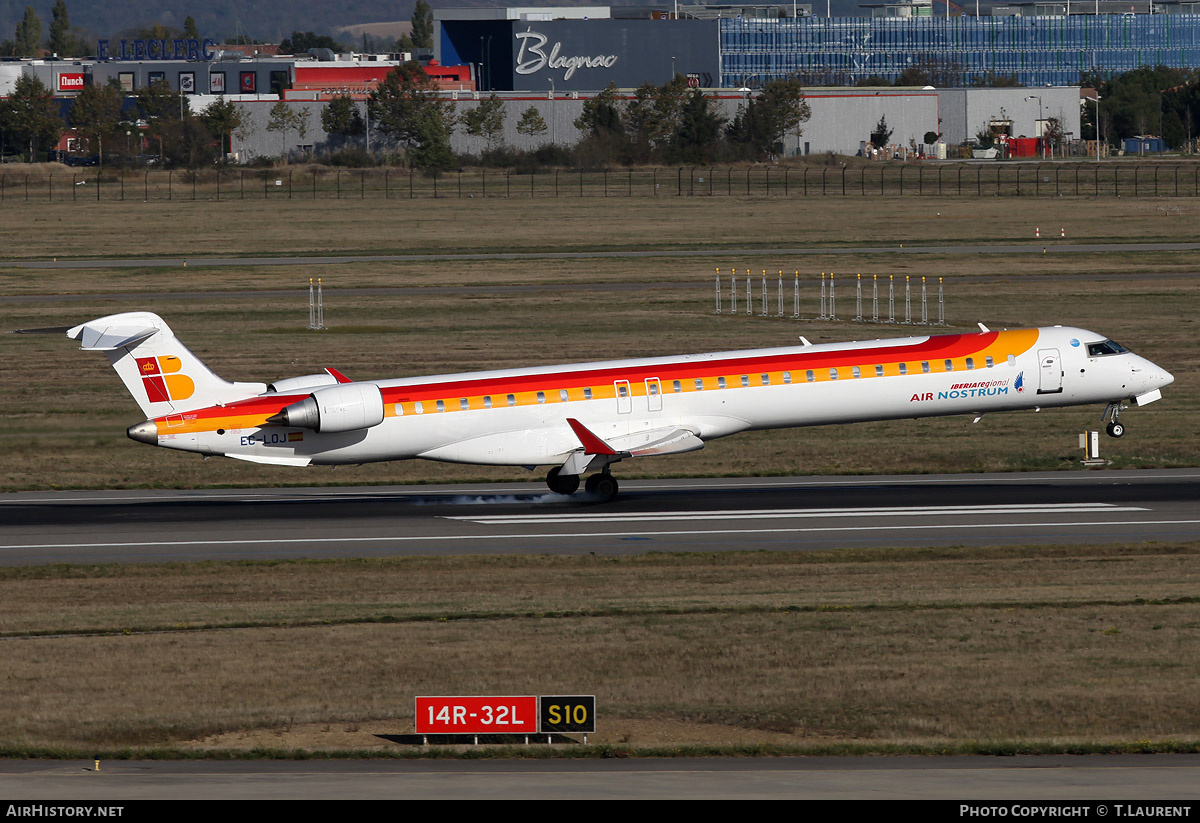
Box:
[1103,402,1126,438]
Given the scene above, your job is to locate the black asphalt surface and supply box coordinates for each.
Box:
[2,470,1197,565]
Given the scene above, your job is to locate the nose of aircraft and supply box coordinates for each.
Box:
[1137,358,1174,392]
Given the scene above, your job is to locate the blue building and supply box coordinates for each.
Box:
[720,14,1200,88]
[437,5,1200,90]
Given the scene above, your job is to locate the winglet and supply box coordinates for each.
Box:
[325,367,352,384]
[566,418,618,455]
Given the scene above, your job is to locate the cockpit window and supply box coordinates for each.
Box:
[1087,339,1129,357]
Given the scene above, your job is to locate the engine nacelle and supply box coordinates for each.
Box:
[267,374,339,393]
[268,383,384,433]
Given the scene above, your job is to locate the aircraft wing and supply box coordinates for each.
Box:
[561,418,703,475]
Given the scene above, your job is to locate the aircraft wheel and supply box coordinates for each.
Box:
[585,472,619,502]
[1106,421,1126,438]
[546,467,579,495]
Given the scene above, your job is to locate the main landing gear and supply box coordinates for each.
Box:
[1103,402,1126,438]
[545,467,619,502]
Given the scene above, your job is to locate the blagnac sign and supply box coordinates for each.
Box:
[515,28,618,81]
[96,38,217,62]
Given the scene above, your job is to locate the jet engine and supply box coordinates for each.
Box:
[267,383,384,433]
[266,374,340,393]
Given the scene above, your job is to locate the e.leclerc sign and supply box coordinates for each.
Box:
[97,38,217,61]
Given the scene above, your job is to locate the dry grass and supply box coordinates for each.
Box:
[1,545,1197,750]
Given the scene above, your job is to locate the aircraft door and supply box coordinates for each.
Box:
[645,378,662,412]
[614,379,632,414]
[1038,348,1063,394]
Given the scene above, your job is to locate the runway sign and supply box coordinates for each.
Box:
[539,695,596,733]
[416,696,538,734]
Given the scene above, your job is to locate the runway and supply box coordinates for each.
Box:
[4,755,1200,799]
[2,469,1197,566]
[12,240,1200,269]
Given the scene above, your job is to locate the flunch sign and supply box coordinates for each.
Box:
[57,73,84,91]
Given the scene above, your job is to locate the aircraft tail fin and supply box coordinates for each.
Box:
[67,312,265,417]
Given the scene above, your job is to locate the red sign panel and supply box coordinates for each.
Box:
[416,696,538,734]
[58,73,84,91]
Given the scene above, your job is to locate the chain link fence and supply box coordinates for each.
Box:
[3,163,1198,202]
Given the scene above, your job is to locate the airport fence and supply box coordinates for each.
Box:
[2,162,1199,202]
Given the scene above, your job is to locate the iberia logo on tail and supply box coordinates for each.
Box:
[134,355,195,403]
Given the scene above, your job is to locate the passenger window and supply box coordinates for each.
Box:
[695,378,704,391]
[718,377,727,389]
[805,370,814,382]
[507,394,516,406]
[966,358,975,370]
[618,384,628,397]
[1007,355,1016,367]
[537,391,545,404]
[829,368,838,380]
[584,387,593,400]
[436,400,445,412]
[985,356,994,368]
[414,401,424,414]
[460,398,469,410]
[922,361,930,373]
[783,372,792,384]
[484,396,493,408]
[649,383,659,395]
[944,359,954,372]
[852,366,861,379]
[875,365,883,377]
[673,380,682,393]
[560,389,568,402]
[394,404,404,416]
[761,374,770,385]
[740,375,749,387]
[899,363,908,375]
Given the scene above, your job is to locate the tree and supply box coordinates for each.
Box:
[47,0,86,57]
[871,115,894,147]
[895,66,930,87]
[623,76,688,162]
[672,88,726,164]
[460,93,505,150]
[280,31,346,54]
[266,100,299,160]
[70,78,125,166]
[411,0,433,50]
[0,74,62,161]
[574,83,623,138]
[369,62,456,170]
[14,5,42,56]
[321,95,365,146]
[135,79,187,122]
[134,79,187,162]
[726,78,810,160]
[200,98,243,156]
[183,16,199,39]
[515,106,548,140]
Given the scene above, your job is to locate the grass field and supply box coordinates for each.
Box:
[2,544,1198,755]
[1,191,1198,755]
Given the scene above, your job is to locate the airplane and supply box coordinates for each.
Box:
[65,311,1173,501]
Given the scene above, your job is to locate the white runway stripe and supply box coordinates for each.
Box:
[450,502,1148,525]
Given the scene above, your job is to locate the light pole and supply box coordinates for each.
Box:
[548,79,555,144]
[1026,95,1043,157]
[1093,92,1102,163]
